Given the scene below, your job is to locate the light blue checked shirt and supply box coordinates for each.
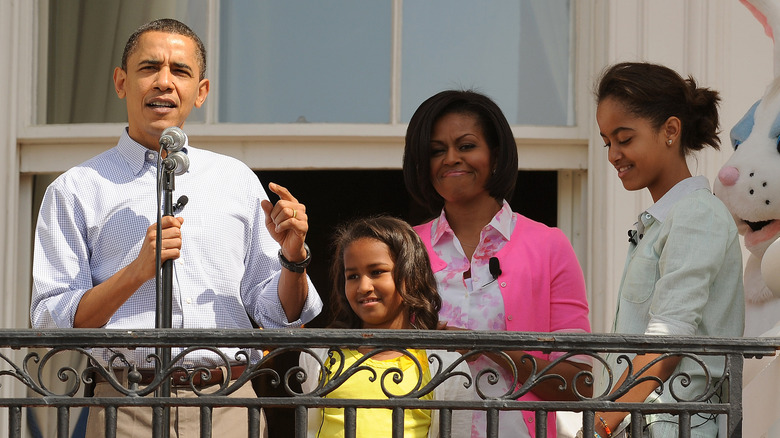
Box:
[31,129,322,366]
[596,176,744,436]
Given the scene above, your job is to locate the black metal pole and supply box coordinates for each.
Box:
[160,169,174,330]
[155,167,175,438]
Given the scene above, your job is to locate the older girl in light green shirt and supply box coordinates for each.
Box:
[591,62,744,438]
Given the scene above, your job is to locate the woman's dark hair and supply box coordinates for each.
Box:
[595,62,721,155]
[403,90,518,215]
[328,215,441,330]
[122,18,207,81]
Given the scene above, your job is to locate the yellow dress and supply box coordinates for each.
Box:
[314,348,433,438]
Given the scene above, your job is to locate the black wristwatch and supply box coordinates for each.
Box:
[278,243,311,273]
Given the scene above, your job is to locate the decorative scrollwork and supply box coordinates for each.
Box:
[0,339,732,411]
[602,351,721,403]
[295,347,475,400]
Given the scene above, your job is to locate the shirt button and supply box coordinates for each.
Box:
[147,153,155,160]
[186,298,192,304]
[507,315,513,321]
[500,282,507,287]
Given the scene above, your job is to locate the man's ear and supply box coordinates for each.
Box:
[195,78,210,108]
[113,67,127,99]
[663,116,682,144]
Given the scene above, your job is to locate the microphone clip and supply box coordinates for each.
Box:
[489,257,502,280]
[159,126,186,152]
[163,151,190,176]
[628,229,642,245]
[480,257,503,288]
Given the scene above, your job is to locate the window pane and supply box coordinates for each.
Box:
[401,0,573,126]
[44,0,208,124]
[219,1,391,123]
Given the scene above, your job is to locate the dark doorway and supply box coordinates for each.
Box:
[258,168,558,327]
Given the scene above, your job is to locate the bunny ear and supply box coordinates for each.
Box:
[742,0,774,39]
[744,0,780,76]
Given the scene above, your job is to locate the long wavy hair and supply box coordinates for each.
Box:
[328,215,441,330]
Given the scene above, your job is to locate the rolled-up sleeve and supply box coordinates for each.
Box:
[31,182,92,328]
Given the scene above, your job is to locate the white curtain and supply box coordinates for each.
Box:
[46,0,202,124]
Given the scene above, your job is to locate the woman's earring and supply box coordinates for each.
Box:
[667,139,673,145]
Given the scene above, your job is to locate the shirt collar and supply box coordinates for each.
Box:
[644,175,711,224]
[430,199,513,246]
[116,128,189,176]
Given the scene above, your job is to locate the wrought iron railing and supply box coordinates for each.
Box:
[0,329,777,438]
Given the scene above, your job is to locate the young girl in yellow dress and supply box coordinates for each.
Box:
[300,215,474,438]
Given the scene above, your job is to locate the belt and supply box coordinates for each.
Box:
[91,364,248,388]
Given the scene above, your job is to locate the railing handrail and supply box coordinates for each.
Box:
[2,328,778,356]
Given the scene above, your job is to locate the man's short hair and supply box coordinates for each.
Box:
[121,18,207,80]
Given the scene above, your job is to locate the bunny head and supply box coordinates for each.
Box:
[714,87,780,259]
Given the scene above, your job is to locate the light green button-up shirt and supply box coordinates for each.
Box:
[598,176,744,435]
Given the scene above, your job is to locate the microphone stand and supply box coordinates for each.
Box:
[155,159,176,438]
[158,166,175,330]
[153,127,187,438]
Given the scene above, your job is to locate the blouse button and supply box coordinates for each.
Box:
[500,282,507,287]
[644,213,652,220]
[507,315,513,321]
[186,298,192,304]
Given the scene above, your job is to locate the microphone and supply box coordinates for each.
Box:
[628,229,642,245]
[489,257,502,280]
[163,151,190,176]
[173,195,189,214]
[159,126,186,152]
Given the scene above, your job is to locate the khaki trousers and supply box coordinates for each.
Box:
[85,372,266,438]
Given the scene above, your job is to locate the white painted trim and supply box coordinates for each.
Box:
[18,175,33,328]
[206,0,219,124]
[558,171,574,240]
[557,169,588,269]
[391,0,402,124]
[17,123,590,173]
[1,1,32,435]
[19,136,589,174]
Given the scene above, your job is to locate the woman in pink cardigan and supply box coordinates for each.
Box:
[402,90,592,438]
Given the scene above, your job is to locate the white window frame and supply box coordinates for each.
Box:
[15,0,592,304]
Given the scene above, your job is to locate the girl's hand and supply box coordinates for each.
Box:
[438,322,474,357]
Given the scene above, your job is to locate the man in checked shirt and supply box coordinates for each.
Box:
[30,18,322,438]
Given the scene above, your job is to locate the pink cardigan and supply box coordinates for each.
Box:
[415,214,590,438]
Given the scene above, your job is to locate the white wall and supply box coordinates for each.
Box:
[586,0,774,333]
[0,0,33,435]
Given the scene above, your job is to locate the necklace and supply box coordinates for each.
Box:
[459,240,479,249]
